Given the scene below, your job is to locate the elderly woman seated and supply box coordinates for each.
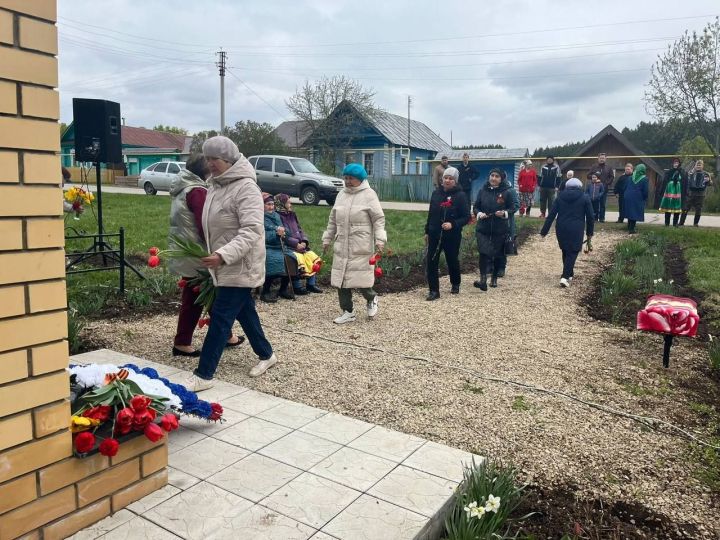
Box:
[275,193,322,294]
[261,192,292,302]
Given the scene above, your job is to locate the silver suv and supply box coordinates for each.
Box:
[248,155,343,205]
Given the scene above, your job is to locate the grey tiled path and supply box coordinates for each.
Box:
[71,350,480,540]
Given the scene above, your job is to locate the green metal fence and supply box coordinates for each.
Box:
[368,175,434,202]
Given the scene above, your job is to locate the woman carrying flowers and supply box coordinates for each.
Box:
[424,167,469,300]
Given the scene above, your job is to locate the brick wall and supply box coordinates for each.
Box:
[0,3,167,538]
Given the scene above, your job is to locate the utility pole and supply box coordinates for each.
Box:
[216,48,227,132]
[407,95,412,147]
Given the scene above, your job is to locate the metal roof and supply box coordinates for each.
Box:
[273,120,312,148]
[441,148,529,160]
[367,109,451,153]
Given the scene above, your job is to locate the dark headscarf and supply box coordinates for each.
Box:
[274,193,290,213]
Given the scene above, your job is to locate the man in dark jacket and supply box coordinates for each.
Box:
[540,178,594,288]
[538,156,561,218]
[424,167,470,300]
[457,152,479,209]
[613,163,633,223]
[680,159,714,226]
[587,152,615,222]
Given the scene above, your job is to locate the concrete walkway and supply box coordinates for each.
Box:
[70,350,478,540]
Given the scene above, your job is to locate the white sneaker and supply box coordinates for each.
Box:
[568,277,573,282]
[367,296,379,317]
[249,353,278,377]
[184,373,214,392]
[333,311,356,324]
[560,278,570,288]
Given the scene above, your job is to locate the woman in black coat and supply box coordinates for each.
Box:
[424,167,469,300]
[473,168,515,291]
[540,178,594,287]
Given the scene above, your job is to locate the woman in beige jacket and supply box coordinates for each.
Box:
[184,136,277,392]
[322,163,387,324]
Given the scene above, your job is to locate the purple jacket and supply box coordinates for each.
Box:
[278,211,309,252]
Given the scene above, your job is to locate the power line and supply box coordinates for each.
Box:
[59,35,213,65]
[225,69,289,121]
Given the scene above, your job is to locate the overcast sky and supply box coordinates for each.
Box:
[57,0,718,151]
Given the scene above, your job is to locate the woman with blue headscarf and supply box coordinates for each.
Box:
[623,163,649,234]
[322,163,387,324]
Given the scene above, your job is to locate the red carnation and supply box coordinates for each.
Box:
[149,247,159,256]
[374,265,383,278]
[148,255,160,268]
[130,395,152,412]
[209,403,224,421]
[144,422,164,442]
[82,405,111,422]
[116,407,134,428]
[177,279,187,288]
[74,431,96,454]
[98,438,119,457]
[160,413,179,432]
[132,408,156,431]
[192,285,201,293]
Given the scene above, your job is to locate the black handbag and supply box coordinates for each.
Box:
[504,235,517,256]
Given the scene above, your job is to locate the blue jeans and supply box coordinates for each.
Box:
[195,287,273,380]
[598,190,608,221]
[292,274,317,290]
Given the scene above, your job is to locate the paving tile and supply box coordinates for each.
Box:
[256,401,327,429]
[259,431,342,470]
[206,453,302,503]
[128,484,182,513]
[100,516,181,539]
[402,440,481,482]
[347,426,425,462]
[67,509,135,539]
[213,417,292,451]
[309,447,396,492]
[208,504,316,540]
[367,465,457,517]
[309,533,338,540]
[182,408,248,437]
[261,473,360,529]
[322,494,426,540]
[145,482,254,539]
[167,466,201,491]
[221,389,287,416]
[169,438,249,479]
[299,413,374,445]
[167,427,207,455]
[195,381,249,402]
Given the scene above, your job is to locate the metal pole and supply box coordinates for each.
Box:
[95,161,105,264]
[216,49,227,132]
[662,334,673,368]
[119,227,125,293]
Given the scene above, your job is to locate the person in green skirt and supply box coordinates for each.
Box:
[659,157,686,227]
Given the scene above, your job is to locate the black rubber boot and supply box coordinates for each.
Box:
[473,274,488,292]
[490,273,498,288]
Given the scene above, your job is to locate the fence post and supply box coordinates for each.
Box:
[119,227,125,294]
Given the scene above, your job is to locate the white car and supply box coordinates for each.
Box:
[138,161,185,195]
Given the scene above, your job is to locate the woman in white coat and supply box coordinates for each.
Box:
[322,163,387,324]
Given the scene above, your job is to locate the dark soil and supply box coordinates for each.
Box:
[515,483,702,539]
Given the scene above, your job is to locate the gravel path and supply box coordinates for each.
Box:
[90,229,718,537]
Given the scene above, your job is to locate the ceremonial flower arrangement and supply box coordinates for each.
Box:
[64,186,94,220]
[369,253,383,278]
[69,362,223,457]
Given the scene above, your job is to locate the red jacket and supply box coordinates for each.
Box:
[517,168,537,193]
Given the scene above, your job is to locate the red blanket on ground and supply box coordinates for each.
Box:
[636,294,699,337]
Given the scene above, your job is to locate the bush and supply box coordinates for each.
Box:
[445,458,526,540]
[704,187,720,213]
[67,307,86,355]
[600,270,638,306]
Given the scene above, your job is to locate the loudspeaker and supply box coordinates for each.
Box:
[72,98,123,163]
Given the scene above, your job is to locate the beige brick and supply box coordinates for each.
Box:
[39,452,108,495]
[21,85,59,119]
[33,399,69,438]
[0,430,70,483]
[19,16,57,55]
[43,498,110,540]
[0,150,19,183]
[111,433,166,465]
[0,1,56,21]
[0,473,36,514]
[0,250,65,286]
[141,444,168,477]
[0,284,25,318]
[0,370,68,418]
[0,80,17,114]
[0,9,11,45]
[77,458,140,507]
[0,219,23,250]
[0,116,59,151]
[23,152,61,184]
[0,412,33,452]
[0,349,28,384]
[0,46,58,87]
[17,532,41,540]
[0,486,75,540]
[31,338,67,374]
[0,185,61,217]
[112,469,167,512]
[26,218,64,249]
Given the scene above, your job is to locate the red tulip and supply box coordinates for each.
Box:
[130,395,152,413]
[74,431,96,454]
[198,317,211,328]
[114,423,132,436]
[369,256,377,265]
[192,286,201,293]
[144,422,164,442]
[148,255,160,268]
[209,403,224,421]
[177,279,187,288]
[98,438,119,457]
[82,405,111,422]
[116,407,134,428]
[149,247,159,256]
[160,413,179,432]
[132,408,156,430]
[374,266,383,278]
[311,260,323,273]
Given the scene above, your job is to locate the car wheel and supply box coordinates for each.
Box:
[300,186,320,205]
[325,195,337,206]
[143,182,157,195]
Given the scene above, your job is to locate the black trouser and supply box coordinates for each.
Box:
[591,200,600,221]
[262,275,289,294]
[427,232,461,292]
[463,189,472,212]
[617,194,625,222]
[628,219,637,232]
[664,212,680,226]
[561,250,579,279]
[479,253,503,277]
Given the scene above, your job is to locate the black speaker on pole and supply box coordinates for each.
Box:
[72,98,122,163]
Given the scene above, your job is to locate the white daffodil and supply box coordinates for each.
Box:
[657,278,663,282]
[653,279,658,285]
[473,505,486,518]
[654,254,658,257]
[485,494,501,513]
[669,279,674,284]
[464,501,478,518]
